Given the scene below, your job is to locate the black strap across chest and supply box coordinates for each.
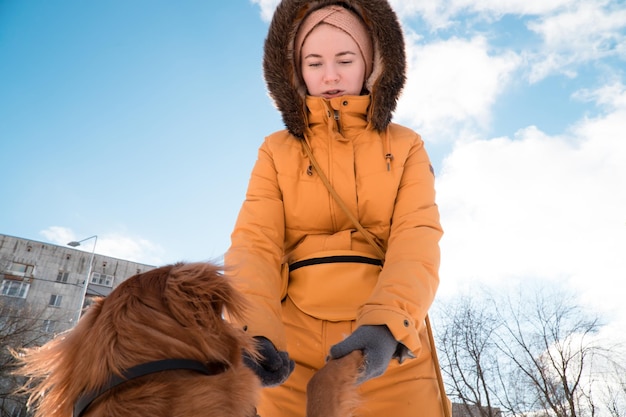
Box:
[73,358,228,417]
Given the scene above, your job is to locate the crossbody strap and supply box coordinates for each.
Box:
[301,139,385,260]
[301,139,451,417]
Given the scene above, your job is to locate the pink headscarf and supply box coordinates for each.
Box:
[294,5,373,79]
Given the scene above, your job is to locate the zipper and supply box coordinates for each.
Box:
[333,109,341,134]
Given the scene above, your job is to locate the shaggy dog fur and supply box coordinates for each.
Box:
[14,262,260,417]
[306,350,364,417]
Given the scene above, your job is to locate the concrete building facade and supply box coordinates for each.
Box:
[0,233,155,334]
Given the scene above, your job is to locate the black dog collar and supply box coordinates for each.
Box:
[73,358,228,417]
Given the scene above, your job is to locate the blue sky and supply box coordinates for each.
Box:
[2,1,625,333]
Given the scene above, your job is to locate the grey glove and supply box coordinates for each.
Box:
[329,325,398,383]
[243,336,295,387]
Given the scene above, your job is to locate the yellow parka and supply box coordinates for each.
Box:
[225,0,443,361]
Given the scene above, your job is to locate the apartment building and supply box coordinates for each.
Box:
[0,233,155,334]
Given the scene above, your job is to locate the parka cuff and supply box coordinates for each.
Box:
[357,307,422,354]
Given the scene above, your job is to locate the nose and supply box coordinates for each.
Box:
[323,64,339,83]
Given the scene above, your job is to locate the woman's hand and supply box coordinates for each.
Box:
[243,336,295,386]
[329,325,398,383]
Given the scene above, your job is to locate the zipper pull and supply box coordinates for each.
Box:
[385,153,394,171]
[333,109,342,133]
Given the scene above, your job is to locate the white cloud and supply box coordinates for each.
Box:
[388,0,452,29]
[389,0,576,29]
[250,0,279,22]
[573,80,626,110]
[40,227,164,266]
[436,82,626,326]
[389,0,626,84]
[452,0,575,16]
[527,1,626,82]
[95,234,164,266]
[40,226,76,248]
[396,35,520,142]
[528,1,626,51]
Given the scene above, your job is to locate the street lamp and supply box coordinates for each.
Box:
[67,235,98,324]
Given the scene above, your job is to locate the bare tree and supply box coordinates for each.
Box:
[593,350,626,417]
[494,287,605,417]
[438,294,504,417]
[435,283,626,417]
[0,298,58,417]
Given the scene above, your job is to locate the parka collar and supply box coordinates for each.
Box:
[263,0,406,138]
[305,95,370,139]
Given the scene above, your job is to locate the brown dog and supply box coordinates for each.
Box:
[306,350,365,417]
[15,262,260,417]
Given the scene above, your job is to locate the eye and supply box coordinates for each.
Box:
[303,58,322,68]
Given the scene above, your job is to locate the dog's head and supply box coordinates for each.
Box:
[15,262,255,417]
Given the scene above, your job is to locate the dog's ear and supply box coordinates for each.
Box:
[163,262,248,329]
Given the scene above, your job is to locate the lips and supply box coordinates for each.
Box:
[323,90,343,98]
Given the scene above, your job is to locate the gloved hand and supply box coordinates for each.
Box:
[329,325,398,384]
[243,336,295,387]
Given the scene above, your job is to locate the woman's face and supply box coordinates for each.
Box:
[300,24,366,99]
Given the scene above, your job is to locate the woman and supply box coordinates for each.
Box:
[225,1,446,416]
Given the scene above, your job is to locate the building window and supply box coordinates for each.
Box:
[6,261,35,277]
[42,320,56,333]
[1,280,30,298]
[49,294,63,307]
[91,272,114,287]
[56,271,70,283]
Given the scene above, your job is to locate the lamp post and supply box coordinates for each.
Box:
[67,235,98,325]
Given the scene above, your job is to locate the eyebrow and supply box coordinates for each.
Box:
[303,51,357,59]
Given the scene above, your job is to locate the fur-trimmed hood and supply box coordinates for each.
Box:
[263,0,406,138]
